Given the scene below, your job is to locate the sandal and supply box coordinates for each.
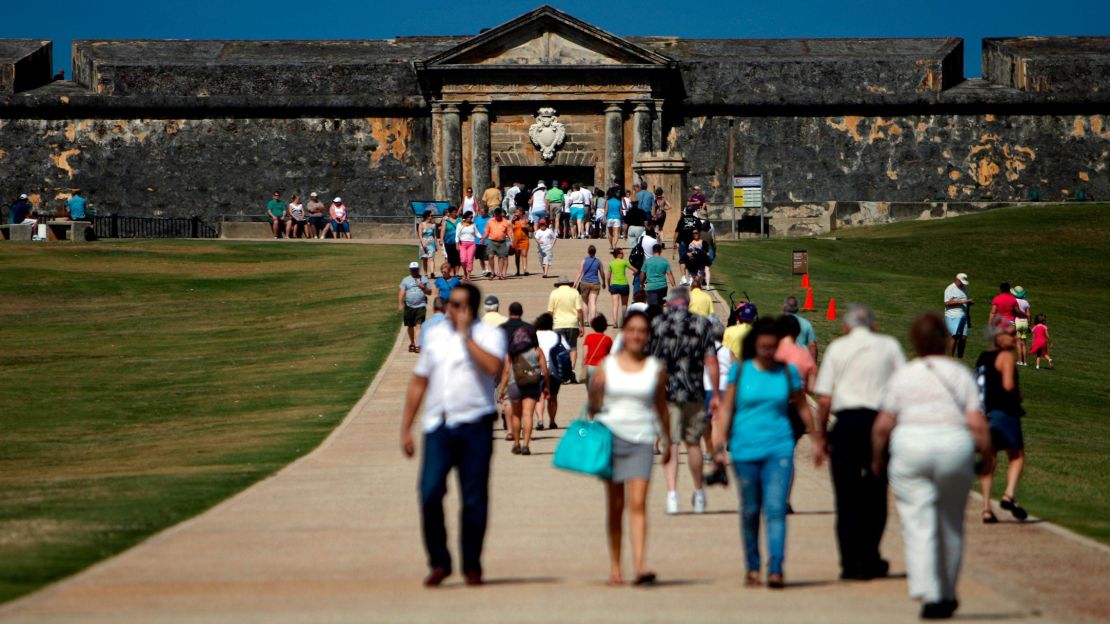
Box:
[511,445,522,455]
[1000,497,1029,521]
[505,433,515,441]
[633,572,657,586]
[549,422,558,430]
[536,423,545,431]
[520,446,531,456]
[408,344,416,353]
[414,346,422,354]
[982,510,999,524]
[767,573,785,589]
[744,571,761,587]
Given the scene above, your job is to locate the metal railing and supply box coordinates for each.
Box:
[94,215,219,239]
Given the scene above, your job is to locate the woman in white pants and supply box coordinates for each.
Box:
[871,312,992,620]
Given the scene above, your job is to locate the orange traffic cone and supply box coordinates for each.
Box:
[801,273,810,289]
[826,298,837,321]
[802,288,816,311]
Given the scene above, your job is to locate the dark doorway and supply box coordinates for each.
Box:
[498,166,594,190]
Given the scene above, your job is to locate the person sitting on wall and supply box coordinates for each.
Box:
[306,192,327,239]
[266,191,286,239]
[329,197,352,240]
[9,194,38,228]
[66,190,91,222]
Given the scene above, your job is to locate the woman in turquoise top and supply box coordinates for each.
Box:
[713,318,818,589]
[605,188,623,249]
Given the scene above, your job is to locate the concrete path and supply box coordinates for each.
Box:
[2,239,1107,623]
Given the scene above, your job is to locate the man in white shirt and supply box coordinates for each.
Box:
[943,272,973,359]
[401,283,507,587]
[813,304,905,581]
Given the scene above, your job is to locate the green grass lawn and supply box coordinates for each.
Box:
[0,240,412,603]
[714,204,1110,543]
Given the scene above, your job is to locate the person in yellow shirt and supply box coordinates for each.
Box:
[548,276,584,371]
[481,181,502,211]
[722,302,757,359]
[688,276,714,317]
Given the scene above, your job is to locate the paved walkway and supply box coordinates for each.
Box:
[1,239,1106,623]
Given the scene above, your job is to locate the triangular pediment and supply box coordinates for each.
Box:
[421,6,673,68]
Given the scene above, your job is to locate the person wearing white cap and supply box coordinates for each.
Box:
[399,261,432,353]
[529,181,548,224]
[943,273,973,358]
[306,192,326,239]
[9,193,36,228]
[328,197,351,240]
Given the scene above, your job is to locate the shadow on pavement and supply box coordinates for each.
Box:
[480,576,562,587]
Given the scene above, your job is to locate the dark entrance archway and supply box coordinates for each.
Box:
[498,166,595,190]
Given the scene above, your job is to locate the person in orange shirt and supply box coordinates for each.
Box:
[510,212,532,276]
[481,208,513,280]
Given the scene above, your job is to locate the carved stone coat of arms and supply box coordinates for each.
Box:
[529,107,566,161]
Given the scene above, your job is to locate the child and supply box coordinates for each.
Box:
[1030,313,1054,369]
[534,219,557,277]
[582,314,613,388]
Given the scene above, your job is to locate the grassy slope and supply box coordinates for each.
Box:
[714,204,1110,542]
[0,240,411,603]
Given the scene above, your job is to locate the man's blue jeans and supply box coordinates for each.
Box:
[734,456,794,575]
[419,417,494,575]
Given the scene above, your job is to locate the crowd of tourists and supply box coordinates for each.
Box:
[399,231,1044,620]
[415,180,717,305]
[264,191,351,239]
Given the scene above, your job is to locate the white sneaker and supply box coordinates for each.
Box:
[692,490,707,514]
[665,491,679,515]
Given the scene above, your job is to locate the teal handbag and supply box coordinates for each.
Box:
[553,418,613,480]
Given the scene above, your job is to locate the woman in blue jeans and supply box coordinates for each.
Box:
[713,318,818,589]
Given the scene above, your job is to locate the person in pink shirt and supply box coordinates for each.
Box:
[989,282,1019,326]
[776,314,817,514]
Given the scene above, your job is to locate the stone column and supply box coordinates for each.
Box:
[633,152,688,235]
[430,102,445,200]
[604,101,624,189]
[442,103,462,205]
[652,98,665,153]
[632,101,653,168]
[471,103,491,194]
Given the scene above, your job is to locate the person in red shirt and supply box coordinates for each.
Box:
[583,314,614,388]
[990,282,1019,326]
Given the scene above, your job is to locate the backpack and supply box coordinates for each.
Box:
[509,325,542,387]
[549,340,575,383]
[629,235,646,269]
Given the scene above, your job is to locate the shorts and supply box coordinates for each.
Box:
[627,225,645,243]
[988,409,1024,451]
[570,207,586,222]
[606,218,622,229]
[610,436,654,483]
[445,243,460,267]
[476,244,487,261]
[309,216,326,228]
[544,376,562,398]
[538,246,554,266]
[945,315,968,338]
[554,327,580,352]
[530,210,547,224]
[549,202,564,217]
[578,281,601,296]
[668,400,707,445]
[488,238,510,257]
[508,382,543,402]
[403,305,426,327]
[646,287,668,305]
[1015,318,1030,340]
[332,220,350,233]
[609,284,630,296]
[677,241,689,264]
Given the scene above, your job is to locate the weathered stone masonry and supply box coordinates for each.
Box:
[1,7,1107,235]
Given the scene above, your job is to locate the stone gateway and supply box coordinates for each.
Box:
[1,6,1108,236]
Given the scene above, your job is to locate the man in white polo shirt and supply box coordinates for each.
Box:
[400,283,506,588]
[813,304,905,581]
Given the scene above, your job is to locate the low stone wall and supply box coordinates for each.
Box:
[708,200,1042,238]
[219,219,414,241]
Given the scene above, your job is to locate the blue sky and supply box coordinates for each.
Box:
[5,0,1108,78]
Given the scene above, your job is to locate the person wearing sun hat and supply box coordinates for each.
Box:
[1011,285,1031,366]
[943,273,973,359]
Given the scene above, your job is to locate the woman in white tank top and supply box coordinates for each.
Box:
[587,310,670,587]
[461,187,477,216]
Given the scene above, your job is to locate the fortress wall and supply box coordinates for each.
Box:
[677,113,1110,206]
[0,116,432,218]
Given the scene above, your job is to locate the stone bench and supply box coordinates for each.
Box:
[45,220,94,242]
[0,223,34,241]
